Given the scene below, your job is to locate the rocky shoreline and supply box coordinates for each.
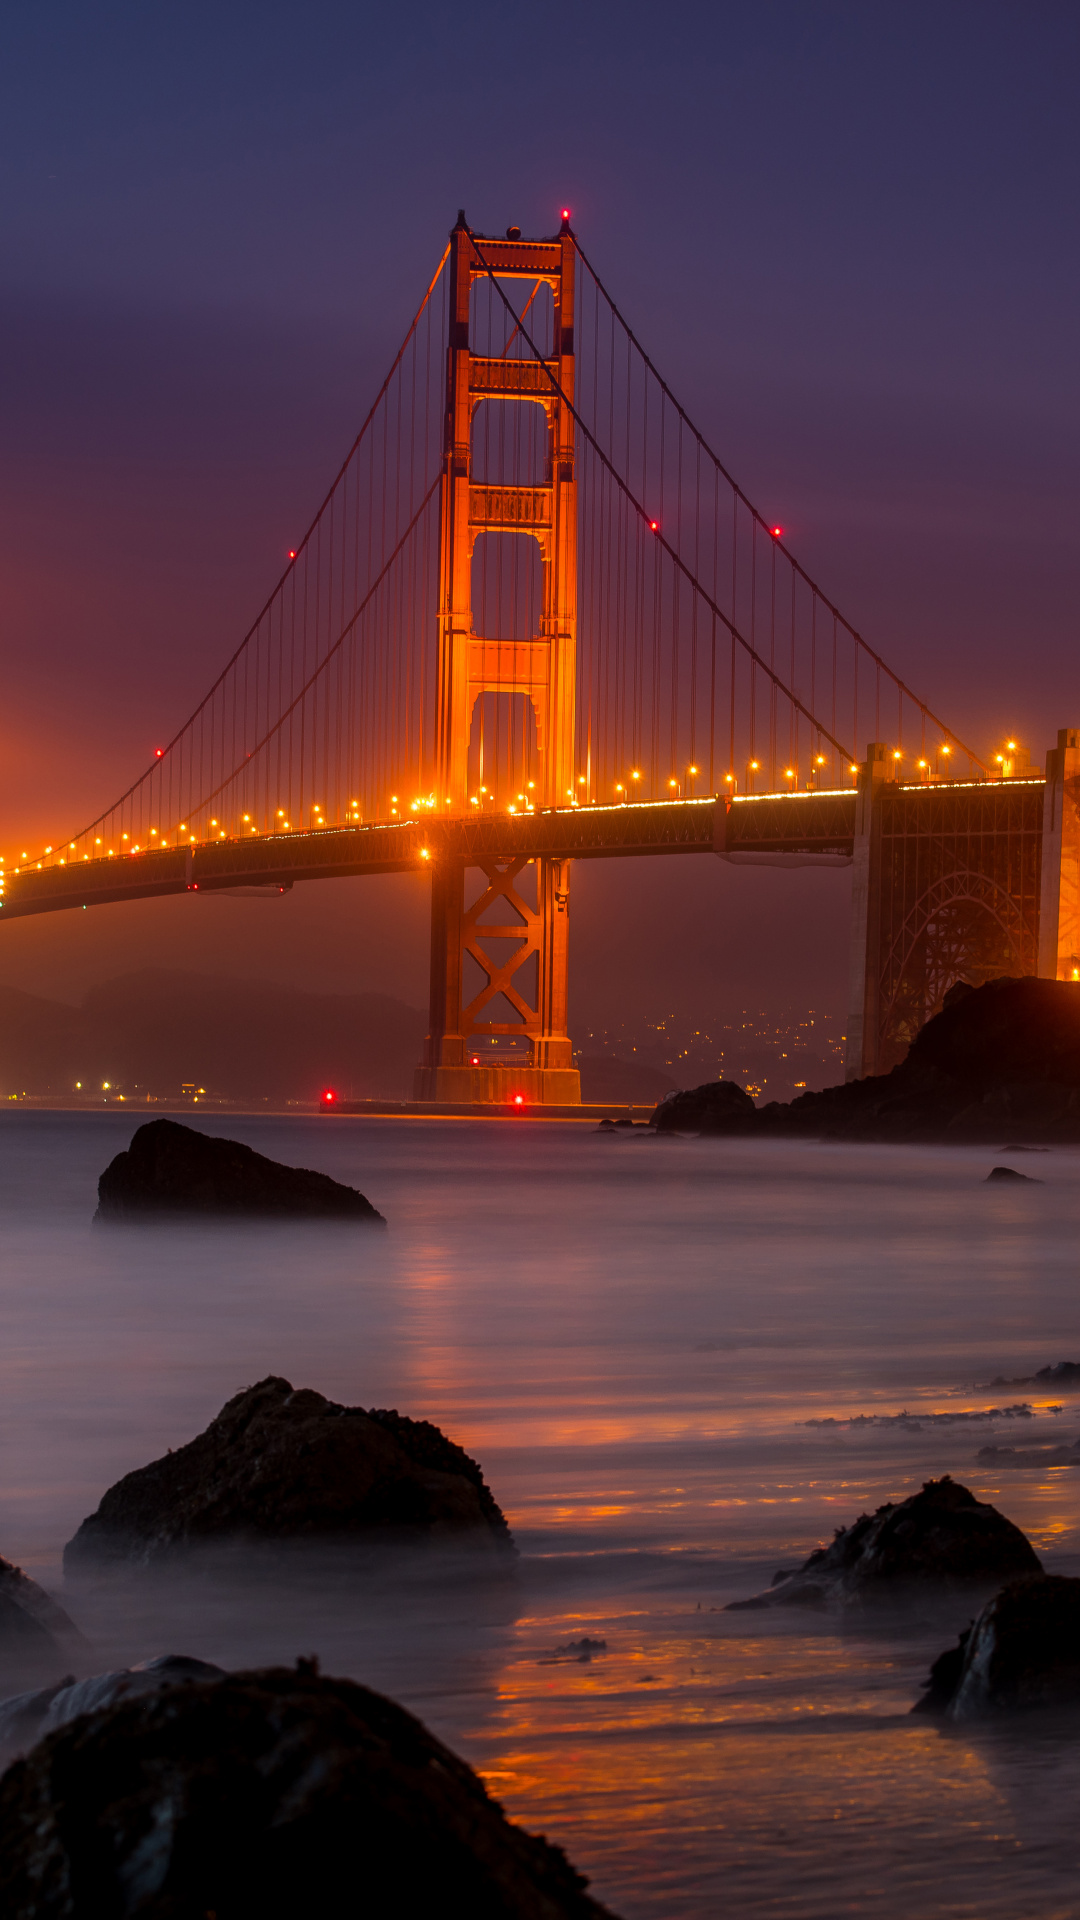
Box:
[652,977,1080,1142]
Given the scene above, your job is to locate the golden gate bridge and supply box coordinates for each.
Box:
[3,213,1075,1094]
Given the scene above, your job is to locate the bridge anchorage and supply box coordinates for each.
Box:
[4,211,1078,1102]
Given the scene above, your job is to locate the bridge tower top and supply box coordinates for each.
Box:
[435,214,577,814]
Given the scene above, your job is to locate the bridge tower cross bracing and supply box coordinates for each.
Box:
[416,213,581,1104]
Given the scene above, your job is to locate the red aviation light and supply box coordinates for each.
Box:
[561,208,571,220]
[770,525,783,538]
[288,549,297,560]
[649,520,658,532]
[155,747,164,758]
[513,1094,524,1106]
[322,1089,336,1104]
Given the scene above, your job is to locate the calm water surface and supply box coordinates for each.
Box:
[3,1110,1080,1917]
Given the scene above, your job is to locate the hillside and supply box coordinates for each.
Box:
[0,971,427,1103]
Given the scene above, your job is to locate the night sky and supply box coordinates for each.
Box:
[2,2,1077,1030]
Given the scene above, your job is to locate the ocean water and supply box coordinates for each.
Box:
[2,1109,1080,1917]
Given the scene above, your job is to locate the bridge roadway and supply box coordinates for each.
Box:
[0,788,858,921]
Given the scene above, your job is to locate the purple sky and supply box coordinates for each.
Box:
[1,1,1077,1030]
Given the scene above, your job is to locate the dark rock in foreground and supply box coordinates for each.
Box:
[0,1557,85,1680]
[727,1476,1040,1610]
[0,1663,617,1919]
[915,1575,1080,1718]
[0,1655,223,1763]
[654,980,1080,1143]
[651,1079,758,1134]
[95,1117,385,1222]
[64,1376,514,1572]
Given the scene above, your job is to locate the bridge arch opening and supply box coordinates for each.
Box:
[469,397,549,488]
[471,531,544,643]
[466,689,541,812]
[469,277,555,361]
[878,873,1031,1070]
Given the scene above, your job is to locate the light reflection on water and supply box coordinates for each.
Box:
[2,1110,1080,1916]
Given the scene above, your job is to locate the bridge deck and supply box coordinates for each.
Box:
[0,790,858,921]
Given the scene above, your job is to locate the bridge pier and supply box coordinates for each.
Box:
[1038,729,1080,983]
[844,744,888,1082]
[845,736,1066,1082]
[414,853,580,1105]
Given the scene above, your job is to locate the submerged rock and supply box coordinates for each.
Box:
[0,1664,617,1919]
[915,1575,1080,1718]
[94,1117,385,1222]
[650,1079,758,1134]
[0,1654,224,1762]
[0,1557,85,1680]
[63,1376,514,1572]
[727,1476,1040,1610]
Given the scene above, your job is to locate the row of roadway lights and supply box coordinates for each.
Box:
[4,738,1026,879]
[16,800,367,868]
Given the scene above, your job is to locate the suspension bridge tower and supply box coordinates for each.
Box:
[415,214,581,1104]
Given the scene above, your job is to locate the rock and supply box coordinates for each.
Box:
[752,979,1080,1143]
[63,1376,514,1572]
[0,1655,224,1762]
[94,1117,385,1222]
[726,1476,1040,1610]
[650,1079,758,1134]
[914,1575,1080,1718]
[0,1556,85,1681]
[0,1663,617,1919]
[985,1165,1042,1183]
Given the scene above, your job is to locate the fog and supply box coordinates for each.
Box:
[3,1110,1080,1915]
